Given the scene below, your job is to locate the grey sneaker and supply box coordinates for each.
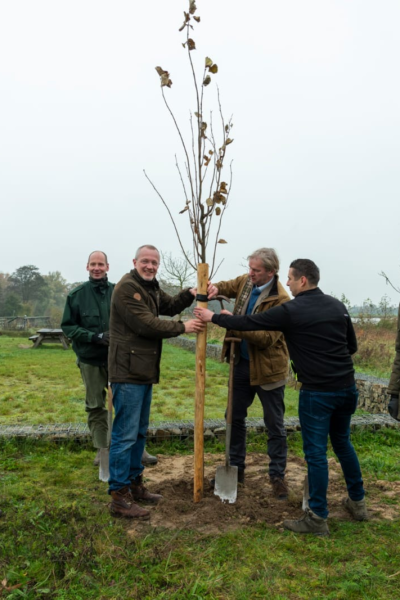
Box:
[342,497,369,521]
[283,508,329,536]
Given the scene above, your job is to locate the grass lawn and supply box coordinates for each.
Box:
[0,430,399,599]
[0,335,399,598]
[0,337,299,425]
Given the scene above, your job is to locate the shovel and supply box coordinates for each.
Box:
[214,337,241,504]
[99,385,113,482]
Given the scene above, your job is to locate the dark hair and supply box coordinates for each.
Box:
[88,251,108,264]
[289,259,320,285]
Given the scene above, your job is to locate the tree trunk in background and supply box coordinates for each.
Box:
[194,263,208,503]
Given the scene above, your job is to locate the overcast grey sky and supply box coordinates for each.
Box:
[1,0,399,305]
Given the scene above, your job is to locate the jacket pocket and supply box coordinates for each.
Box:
[81,309,100,330]
[129,348,158,381]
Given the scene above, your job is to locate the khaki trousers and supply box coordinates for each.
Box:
[78,362,108,448]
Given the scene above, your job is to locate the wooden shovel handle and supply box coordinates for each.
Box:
[107,385,113,412]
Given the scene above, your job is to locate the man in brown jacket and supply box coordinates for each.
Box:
[209,248,290,498]
[387,303,400,421]
[107,244,204,519]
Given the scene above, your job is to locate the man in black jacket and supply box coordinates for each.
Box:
[195,259,367,536]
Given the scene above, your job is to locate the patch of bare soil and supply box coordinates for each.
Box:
[127,453,400,536]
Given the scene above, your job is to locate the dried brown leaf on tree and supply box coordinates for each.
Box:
[206,197,214,206]
[193,16,200,22]
[194,112,201,118]
[218,239,227,244]
[179,11,191,31]
[205,57,213,67]
[208,64,218,74]
[189,0,197,14]
[203,75,211,86]
[225,138,233,145]
[215,207,221,216]
[155,66,172,88]
[216,158,222,170]
[203,155,210,165]
[208,149,214,155]
[219,182,228,194]
[186,38,196,51]
[179,206,189,214]
[213,191,224,204]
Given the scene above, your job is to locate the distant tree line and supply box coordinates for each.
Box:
[0,263,398,327]
[0,265,84,325]
[331,293,398,319]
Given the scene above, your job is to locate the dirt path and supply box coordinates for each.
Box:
[128,453,400,536]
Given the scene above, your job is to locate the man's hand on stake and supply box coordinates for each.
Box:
[190,281,218,300]
[194,307,215,323]
[207,282,218,299]
[220,309,233,316]
[184,319,206,333]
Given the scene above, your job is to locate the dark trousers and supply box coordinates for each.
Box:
[299,384,365,519]
[229,358,287,478]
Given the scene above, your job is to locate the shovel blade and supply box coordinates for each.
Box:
[99,448,110,482]
[214,465,238,504]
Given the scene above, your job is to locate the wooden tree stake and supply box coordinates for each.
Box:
[194,262,209,503]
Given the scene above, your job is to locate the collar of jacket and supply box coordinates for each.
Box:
[130,269,160,291]
[89,275,109,291]
[295,287,322,299]
[268,275,279,298]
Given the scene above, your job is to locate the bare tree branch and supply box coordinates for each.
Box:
[379,271,400,294]
[143,170,196,270]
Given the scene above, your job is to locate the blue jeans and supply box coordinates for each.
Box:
[108,383,153,493]
[299,384,365,519]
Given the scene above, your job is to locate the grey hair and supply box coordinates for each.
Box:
[247,248,279,273]
[135,245,160,260]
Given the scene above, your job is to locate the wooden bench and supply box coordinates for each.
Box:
[29,329,70,350]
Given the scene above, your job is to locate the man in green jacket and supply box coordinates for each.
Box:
[388,303,400,421]
[107,244,205,520]
[62,251,114,460]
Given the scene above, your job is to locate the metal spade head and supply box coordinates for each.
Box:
[214,464,238,504]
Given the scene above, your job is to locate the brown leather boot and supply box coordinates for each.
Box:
[130,475,163,504]
[270,477,289,500]
[110,486,150,519]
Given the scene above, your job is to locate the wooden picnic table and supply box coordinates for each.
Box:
[29,329,70,350]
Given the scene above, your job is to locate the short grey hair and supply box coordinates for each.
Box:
[247,248,279,273]
[135,244,160,260]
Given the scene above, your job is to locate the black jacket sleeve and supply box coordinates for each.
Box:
[212,303,289,332]
[346,316,358,355]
